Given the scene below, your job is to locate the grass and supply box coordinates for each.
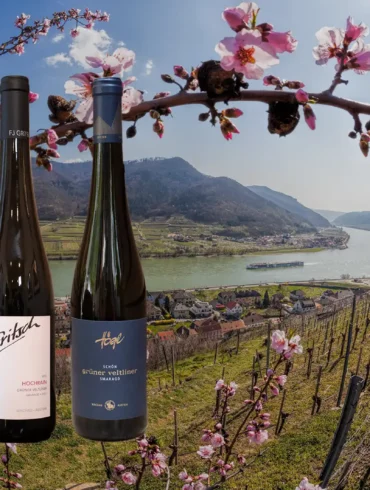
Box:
[9,296,370,489]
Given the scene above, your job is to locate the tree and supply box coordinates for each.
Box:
[263,290,270,309]
[164,295,171,312]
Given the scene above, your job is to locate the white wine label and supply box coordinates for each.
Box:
[0,316,51,420]
[72,318,147,420]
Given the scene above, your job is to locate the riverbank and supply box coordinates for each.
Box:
[41,219,349,260]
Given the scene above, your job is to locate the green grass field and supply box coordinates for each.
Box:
[9,297,370,489]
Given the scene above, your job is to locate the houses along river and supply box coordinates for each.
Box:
[49,227,370,297]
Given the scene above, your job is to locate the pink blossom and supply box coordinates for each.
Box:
[210,433,225,448]
[244,399,254,405]
[222,2,259,32]
[122,87,143,114]
[247,429,268,444]
[46,129,58,150]
[262,30,297,55]
[197,445,215,459]
[100,12,110,22]
[15,13,30,28]
[216,30,279,79]
[263,75,281,86]
[229,381,238,396]
[1,455,8,464]
[68,8,81,18]
[215,423,222,430]
[344,43,370,73]
[287,335,304,356]
[295,89,309,104]
[86,47,135,76]
[179,470,192,482]
[271,330,288,354]
[174,65,189,79]
[313,27,344,65]
[114,464,126,474]
[345,17,369,43]
[275,375,287,386]
[151,452,167,477]
[70,29,79,38]
[121,472,137,485]
[255,400,263,411]
[39,19,51,36]
[64,72,99,124]
[78,139,90,152]
[238,454,246,465]
[284,80,305,89]
[215,379,225,391]
[13,43,25,55]
[29,92,39,103]
[201,430,213,443]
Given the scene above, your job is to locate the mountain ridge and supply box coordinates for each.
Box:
[32,156,318,236]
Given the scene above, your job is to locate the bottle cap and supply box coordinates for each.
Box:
[0,76,29,93]
[93,77,123,96]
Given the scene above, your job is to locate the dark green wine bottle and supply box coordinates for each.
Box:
[0,75,56,443]
[71,77,147,441]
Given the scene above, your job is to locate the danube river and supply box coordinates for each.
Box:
[49,227,370,297]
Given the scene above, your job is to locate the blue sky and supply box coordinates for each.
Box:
[2,0,370,212]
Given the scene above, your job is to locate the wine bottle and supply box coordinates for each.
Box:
[71,77,147,441]
[0,75,55,443]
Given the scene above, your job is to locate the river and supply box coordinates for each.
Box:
[49,227,370,297]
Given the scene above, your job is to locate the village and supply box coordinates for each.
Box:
[54,283,362,348]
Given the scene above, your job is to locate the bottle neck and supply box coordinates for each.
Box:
[1,89,30,141]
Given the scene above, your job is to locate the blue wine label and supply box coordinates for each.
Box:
[72,318,147,420]
[93,92,122,144]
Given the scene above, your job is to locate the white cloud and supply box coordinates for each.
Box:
[145,59,154,76]
[117,41,125,46]
[52,33,65,43]
[45,53,72,67]
[69,29,112,68]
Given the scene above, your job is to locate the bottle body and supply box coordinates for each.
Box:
[0,76,55,443]
[71,77,147,441]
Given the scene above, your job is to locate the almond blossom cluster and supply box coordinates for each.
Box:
[65,49,142,126]
[271,330,303,359]
[313,17,369,73]
[105,436,168,488]
[7,9,109,56]
[216,2,297,79]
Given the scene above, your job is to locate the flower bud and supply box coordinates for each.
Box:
[161,74,175,84]
[150,110,161,119]
[126,125,137,138]
[222,108,243,118]
[284,80,305,89]
[295,89,309,104]
[360,133,370,157]
[303,104,316,130]
[263,75,281,87]
[173,65,189,79]
[153,120,165,139]
[199,112,210,122]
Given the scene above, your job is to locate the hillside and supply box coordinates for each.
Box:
[249,185,331,228]
[315,209,346,223]
[334,211,370,230]
[32,157,316,236]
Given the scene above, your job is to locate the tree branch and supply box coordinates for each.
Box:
[31,89,370,150]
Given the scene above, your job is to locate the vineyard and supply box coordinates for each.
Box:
[6,292,370,489]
